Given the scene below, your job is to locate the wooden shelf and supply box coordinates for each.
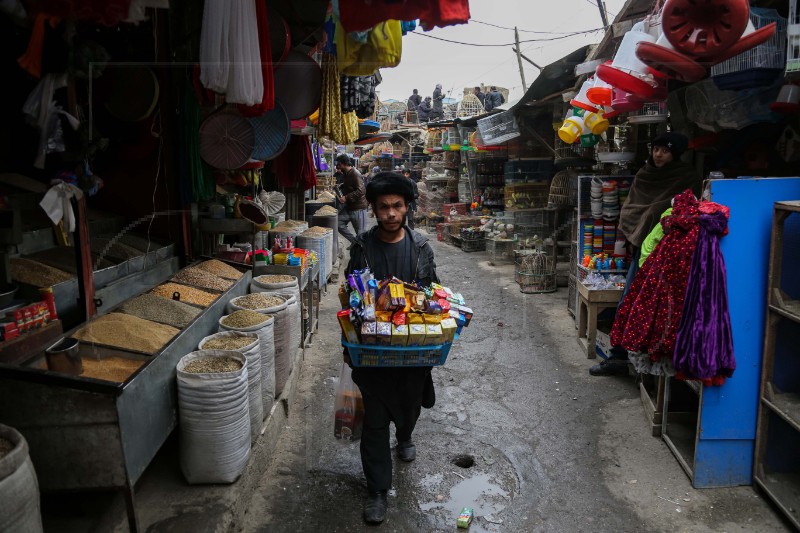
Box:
[775,200,800,214]
[763,382,800,433]
[769,288,800,324]
[683,379,702,397]
[753,468,800,530]
[663,412,698,479]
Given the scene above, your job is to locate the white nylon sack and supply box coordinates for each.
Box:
[219,314,276,418]
[0,424,43,533]
[198,332,262,440]
[250,275,298,294]
[226,293,288,316]
[177,350,251,484]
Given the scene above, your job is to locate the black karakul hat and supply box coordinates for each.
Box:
[366,172,415,203]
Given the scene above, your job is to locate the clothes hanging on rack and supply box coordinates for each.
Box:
[611,190,700,360]
[238,0,275,116]
[318,53,357,145]
[673,202,735,382]
[340,75,377,119]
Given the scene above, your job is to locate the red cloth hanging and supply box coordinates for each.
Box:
[17,14,60,78]
[272,135,317,191]
[338,0,470,32]
[610,191,701,360]
[238,0,275,117]
[25,0,132,26]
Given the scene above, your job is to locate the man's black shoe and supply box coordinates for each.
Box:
[396,440,416,462]
[589,358,628,376]
[363,490,388,524]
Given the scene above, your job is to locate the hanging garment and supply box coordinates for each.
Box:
[318,53,357,145]
[25,0,131,26]
[238,0,275,116]
[610,190,700,361]
[639,207,672,267]
[673,203,735,382]
[335,19,402,76]
[340,75,376,118]
[199,0,263,106]
[272,135,316,191]
[338,0,469,32]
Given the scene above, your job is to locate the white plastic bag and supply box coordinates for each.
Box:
[219,314,276,417]
[177,350,250,484]
[333,363,364,441]
[198,332,262,439]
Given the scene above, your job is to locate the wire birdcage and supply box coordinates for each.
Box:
[425,129,443,152]
[486,237,516,265]
[627,102,669,124]
[711,8,788,77]
[514,249,557,294]
[788,0,800,74]
[458,93,486,117]
[548,169,578,208]
[554,135,594,161]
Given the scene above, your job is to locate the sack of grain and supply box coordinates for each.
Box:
[177,350,250,484]
[0,424,43,533]
[250,274,298,293]
[219,311,276,418]
[198,332,262,440]
[248,286,301,396]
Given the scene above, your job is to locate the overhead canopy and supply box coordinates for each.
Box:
[515,45,592,108]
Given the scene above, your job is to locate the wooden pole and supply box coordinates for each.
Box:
[512,47,543,70]
[514,27,527,93]
[596,0,609,27]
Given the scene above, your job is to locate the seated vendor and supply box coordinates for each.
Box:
[590,132,703,376]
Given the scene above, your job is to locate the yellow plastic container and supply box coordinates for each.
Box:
[558,116,583,144]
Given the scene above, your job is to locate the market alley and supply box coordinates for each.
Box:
[234,232,789,533]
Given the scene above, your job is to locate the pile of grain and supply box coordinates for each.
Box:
[202,336,255,350]
[10,257,73,287]
[254,274,295,284]
[119,293,201,328]
[273,220,306,230]
[152,282,218,307]
[173,267,233,292]
[317,191,336,202]
[233,293,284,310]
[184,357,242,374]
[80,356,145,383]
[196,259,243,280]
[90,238,144,260]
[221,310,272,328]
[0,437,13,459]
[73,313,179,354]
[316,205,338,216]
[301,226,332,237]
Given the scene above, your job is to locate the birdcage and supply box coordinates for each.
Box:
[486,237,516,265]
[460,228,486,252]
[548,169,578,208]
[393,142,404,157]
[711,8,787,87]
[425,129,444,152]
[458,93,486,117]
[554,135,595,162]
[514,249,557,294]
[788,0,800,74]
[627,102,669,124]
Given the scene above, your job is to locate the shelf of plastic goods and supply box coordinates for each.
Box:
[660,178,800,489]
[754,200,800,529]
[253,261,321,349]
[0,268,252,532]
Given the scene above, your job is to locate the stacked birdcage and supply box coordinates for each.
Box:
[458,93,486,117]
[460,227,486,252]
[547,169,578,208]
[425,129,444,152]
[486,237,516,265]
[627,102,669,124]
[514,249,557,294]
[554,135,595,161]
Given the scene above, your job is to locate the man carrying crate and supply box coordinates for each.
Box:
[345,172,440,524]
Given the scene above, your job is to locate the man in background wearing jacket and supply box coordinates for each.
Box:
[335,154,369,246]
[431,83,445,120]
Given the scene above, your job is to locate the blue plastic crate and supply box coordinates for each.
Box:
[342,339,454,367]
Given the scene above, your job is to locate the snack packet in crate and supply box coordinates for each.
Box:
[333,362,364,441]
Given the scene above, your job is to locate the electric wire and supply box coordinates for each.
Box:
[410,28,606,47]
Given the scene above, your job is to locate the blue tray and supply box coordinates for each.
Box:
[342,339,453,367]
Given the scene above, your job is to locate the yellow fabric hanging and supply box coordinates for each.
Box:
[336,19,402,76]
[318,53,357,145]
[343,111,359,142]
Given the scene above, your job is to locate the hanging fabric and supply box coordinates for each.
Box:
[318,53,356,145]
[340,75,376,118]
[272,136,317,191]
[199,0,263,106]
[610,190,701,361]
[337,0,470,32]
[25,0,131,26]
[238,0,275,116]
[673,202,735,383]
[335,19,402,76]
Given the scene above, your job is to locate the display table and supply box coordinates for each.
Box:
[576,281,623,358]
[0,269,251,532]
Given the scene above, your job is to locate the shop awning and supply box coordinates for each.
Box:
[514,45,592,108]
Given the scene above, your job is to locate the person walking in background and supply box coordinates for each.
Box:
[473,86,485,109]
[345,172,440,524]
[431,84,444,120]
[417,96,432,122]
[402,168,419,230]
[335,154,369,246]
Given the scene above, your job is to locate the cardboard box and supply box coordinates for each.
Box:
[391,324,409,346]
[408,324,426,346]
[361,321,377,344]
[425,324,443,345]
[440,318,457,343]
[376,321,392,345]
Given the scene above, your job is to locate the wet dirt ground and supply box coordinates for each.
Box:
[235,231,791,533]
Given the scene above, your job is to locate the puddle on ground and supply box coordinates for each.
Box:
[419,472,509,531]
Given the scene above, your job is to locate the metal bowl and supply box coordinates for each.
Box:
[45,337,83,375]
[0,284,17,307]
